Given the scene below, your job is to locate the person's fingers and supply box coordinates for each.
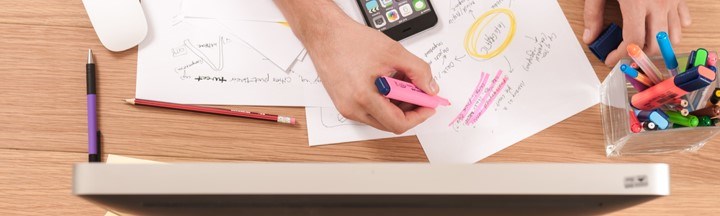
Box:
[353,112,389,132]
[583,0,607,44]
[604,40,630,66]
[668,8,682,45]
[644,9,669,55]
[390,44,439,96]
[678,0,692,27]
[362,93,433,134]
[620,4,646,47]
[605,4,647,66]
[396,102,418,112]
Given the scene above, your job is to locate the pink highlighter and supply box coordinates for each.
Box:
[375,76,450,108]
[631,66,716,110]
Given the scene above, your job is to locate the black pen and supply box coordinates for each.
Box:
[87,49,101,162]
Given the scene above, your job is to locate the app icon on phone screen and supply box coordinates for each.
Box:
[372,16,386,28]
[386,9,400,23]
[412,0,426,11]
[379,0,393,8]
[366,0,379,13]
[399,4,413,17]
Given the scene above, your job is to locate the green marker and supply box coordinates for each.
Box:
[698,116,713,127]
[693,48,709,68]
[666,110,699,127]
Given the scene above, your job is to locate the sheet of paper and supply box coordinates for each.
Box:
[415,0,600,164]
[103,155,163,216]
[136,0,305,106]
[305,107,414,146]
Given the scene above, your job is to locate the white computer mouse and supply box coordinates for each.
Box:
[82,0,148,52]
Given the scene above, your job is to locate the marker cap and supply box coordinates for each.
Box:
[674,66,716,92]
[656,32,679,69]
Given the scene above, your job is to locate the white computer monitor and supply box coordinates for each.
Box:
[74,163,669,216]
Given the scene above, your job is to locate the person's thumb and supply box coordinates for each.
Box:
[583,0,607,44]
[392,46,438,96]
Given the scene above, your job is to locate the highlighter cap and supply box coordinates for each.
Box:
[656,32,678,69]
[674,66,716,92]
[375,77,391,96]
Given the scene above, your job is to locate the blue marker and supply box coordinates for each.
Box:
[657,32,679,76]
[635,109,670,130]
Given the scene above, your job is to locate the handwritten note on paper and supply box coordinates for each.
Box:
[137,0,306,106]
[305,107,414,146]
[416,0,600,164]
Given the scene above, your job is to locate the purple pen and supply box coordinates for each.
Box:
[87,49,101,162]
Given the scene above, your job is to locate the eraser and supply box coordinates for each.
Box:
[589,23,623,62]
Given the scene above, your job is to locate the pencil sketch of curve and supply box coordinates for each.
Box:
[319,107,364,128]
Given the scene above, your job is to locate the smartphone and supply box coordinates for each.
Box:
[357,0,438,41]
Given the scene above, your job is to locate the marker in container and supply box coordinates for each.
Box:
[635,109,670,130]
[672,107,690,116]
[709,66,718,72]
[375,76,450,108]
[708,52,718,67]
[698,115,713,127]
[630,62,640,70]
[621,64,653,87]
[666,110,699,127]
[628,43,664,84]
[631,66,716,110]
[629,110,642,133]
[693,48,709,68]
[625,75,649,92]
[690,105,720,118]
[684,50,696,72]
[709,88,720,105]
[675,98,689,107]
[657,32,679,76]
[643,121,658,131]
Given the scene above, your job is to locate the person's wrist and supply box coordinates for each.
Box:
[295,8,353,50]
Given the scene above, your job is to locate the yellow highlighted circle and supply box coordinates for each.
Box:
[464,8,516,59]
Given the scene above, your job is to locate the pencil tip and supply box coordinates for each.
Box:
[124,98,135,104]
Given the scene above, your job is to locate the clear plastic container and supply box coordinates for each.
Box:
[600,53,720,157]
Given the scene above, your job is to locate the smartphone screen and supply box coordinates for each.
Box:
[360,0,433,32]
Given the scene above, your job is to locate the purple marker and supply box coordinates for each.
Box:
[625,74,648,92]
[87,49,101,162]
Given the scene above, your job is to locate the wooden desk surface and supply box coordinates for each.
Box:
[1,0,718,215]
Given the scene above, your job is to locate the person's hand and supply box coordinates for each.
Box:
[583,0,692,66]
[282,3,438,134]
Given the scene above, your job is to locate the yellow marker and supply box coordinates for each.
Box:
[464,8,516,60]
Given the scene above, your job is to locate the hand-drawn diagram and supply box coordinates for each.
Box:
[463,8,516,60]
[319,107,363,128]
